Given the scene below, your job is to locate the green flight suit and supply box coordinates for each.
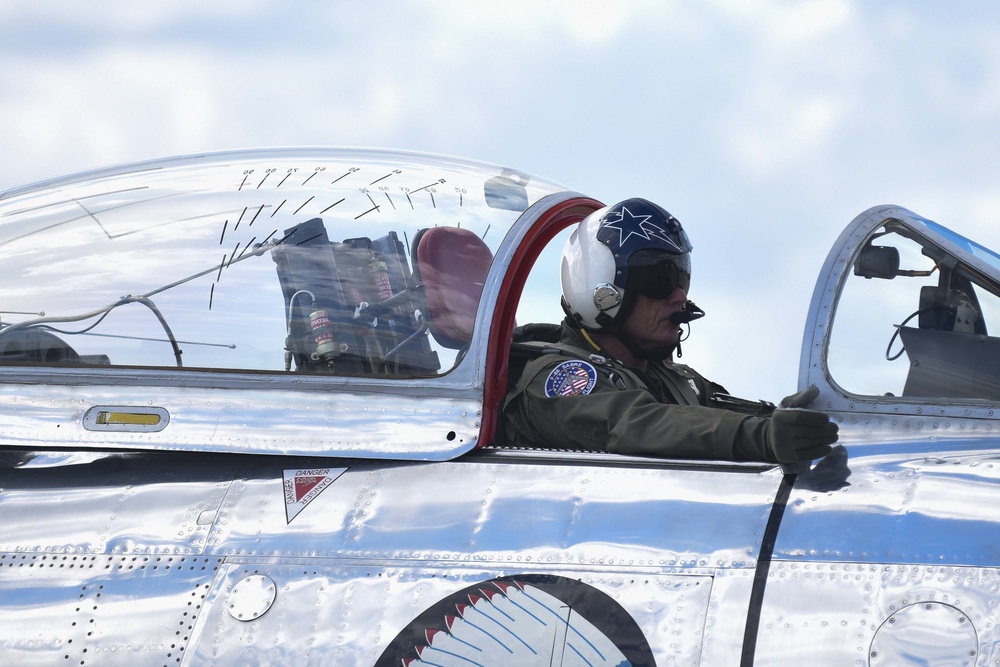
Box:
[501,320,777,461]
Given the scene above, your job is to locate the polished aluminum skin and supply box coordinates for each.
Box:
[0,448,775,666]
[2,152,1000,665]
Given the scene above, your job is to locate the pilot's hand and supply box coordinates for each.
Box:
[779,385,820,409]
[766,408,838,463]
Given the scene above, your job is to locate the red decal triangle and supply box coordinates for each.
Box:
[294,476,324,502]
[493,581,512,594]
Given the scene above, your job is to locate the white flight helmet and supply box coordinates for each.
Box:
[560,198,692,331]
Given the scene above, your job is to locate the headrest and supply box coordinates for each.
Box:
[413,227,493,349]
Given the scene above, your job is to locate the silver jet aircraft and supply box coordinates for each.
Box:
[0,148,998,666]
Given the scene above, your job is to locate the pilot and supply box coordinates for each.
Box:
[501,198,838,463]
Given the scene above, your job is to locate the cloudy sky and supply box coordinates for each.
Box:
[2,0,999,400]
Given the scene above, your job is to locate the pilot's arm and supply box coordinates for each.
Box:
[502,354,836,463]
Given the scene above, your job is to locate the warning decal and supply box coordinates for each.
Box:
[282,467,348,524]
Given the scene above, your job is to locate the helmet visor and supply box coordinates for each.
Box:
[628,251,691,299]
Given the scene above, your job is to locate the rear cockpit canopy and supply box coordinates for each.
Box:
[0,149,565,378]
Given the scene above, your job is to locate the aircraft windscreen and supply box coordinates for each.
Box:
[828,220,1000,401]
[0,149,568,377]
[915,215,1000,274]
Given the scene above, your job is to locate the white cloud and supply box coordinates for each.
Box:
[689,0,869,179]
[0,0,271,28]
[0,48,225,177]
[415,0,654,44]
[560,0,652,43]
[724,93,848,177]
[710,0,856,40]
[771,0,856,41]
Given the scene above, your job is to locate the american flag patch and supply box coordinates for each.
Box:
[544,360,598,398]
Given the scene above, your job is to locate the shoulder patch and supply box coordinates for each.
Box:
[544,360,598,397]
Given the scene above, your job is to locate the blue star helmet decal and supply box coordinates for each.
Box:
[594,198,692,290]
